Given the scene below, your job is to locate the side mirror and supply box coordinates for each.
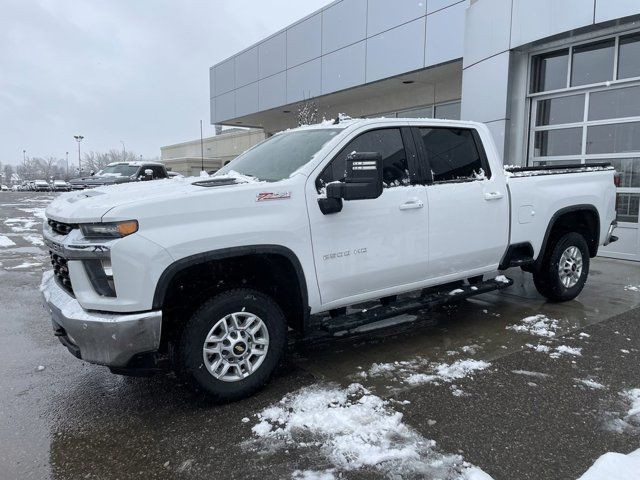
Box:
[318,152,383,215]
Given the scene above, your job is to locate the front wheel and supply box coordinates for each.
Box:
[533,232,590,302]
[176,288,287,402]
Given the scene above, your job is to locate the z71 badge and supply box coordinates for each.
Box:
[256,192,291,202]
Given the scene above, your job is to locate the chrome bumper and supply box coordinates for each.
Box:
[40,271,162,367]
[604,220,619,246]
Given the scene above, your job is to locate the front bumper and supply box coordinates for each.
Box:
[40,271,162,367]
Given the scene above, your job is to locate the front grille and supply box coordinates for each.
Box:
[48,219,78,236]
[50,251,74,295]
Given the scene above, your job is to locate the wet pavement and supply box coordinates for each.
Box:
[1,192,639,479]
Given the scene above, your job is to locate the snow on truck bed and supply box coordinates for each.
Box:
[504,164,614,178]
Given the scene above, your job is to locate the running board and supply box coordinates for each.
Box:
[319,277,513,335]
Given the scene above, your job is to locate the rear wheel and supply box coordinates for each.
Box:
[176,288,287,402]
[533,232,590,302]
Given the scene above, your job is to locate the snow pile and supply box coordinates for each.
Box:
[292,470,336,480]
[23,234,44,246]
[368,358,490,389]
[577,449,640,480]
[550,345,582,358]
[248,383,494,479]
[506,314,559,337]
[4,217,39,232]
[512,370,550,379]
[576,378,605,390]
[0,235,16,247]
[624,285,640,293]
[494,275,510,284]
[605,389,640,433]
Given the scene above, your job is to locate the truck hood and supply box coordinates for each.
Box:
[45,175,261,223]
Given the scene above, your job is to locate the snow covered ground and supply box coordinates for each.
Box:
[0,193,54,272]
[248,382,494,480]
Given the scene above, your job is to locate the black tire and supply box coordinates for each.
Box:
[176,288,287,403]
[533,232,590,302]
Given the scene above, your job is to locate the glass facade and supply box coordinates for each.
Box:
[529,30,640,258]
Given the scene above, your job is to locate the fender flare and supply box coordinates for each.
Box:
[152,245,309,327]
[535,204,600,267]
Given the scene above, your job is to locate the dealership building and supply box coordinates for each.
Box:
[209,0,640,261]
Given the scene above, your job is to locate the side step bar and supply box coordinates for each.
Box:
[319,276,513,335]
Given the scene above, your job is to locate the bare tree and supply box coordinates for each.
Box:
[82,151,111,174]
[297,98,319,126]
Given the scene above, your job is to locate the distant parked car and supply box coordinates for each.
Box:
[69,161,169,189]
[52,180,71,192]
[0,184,8,191]
[33,180,51,191]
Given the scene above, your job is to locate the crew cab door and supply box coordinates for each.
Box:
[413,126,509,278]
[307,127,429,307]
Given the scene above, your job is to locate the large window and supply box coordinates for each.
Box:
[528,31,640,228]
[317,128,409,189]
[418,128,486,183]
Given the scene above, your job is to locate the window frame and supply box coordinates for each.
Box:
[314,126,421,192]
[411,126,491,185]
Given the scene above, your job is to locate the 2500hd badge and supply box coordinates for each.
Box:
[323,247,367,261]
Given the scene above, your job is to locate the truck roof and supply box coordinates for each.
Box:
[289,116,484,133]
[105,161,164,167]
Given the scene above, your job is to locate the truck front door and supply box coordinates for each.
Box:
[307,127,429,307]
[414,127,509,279]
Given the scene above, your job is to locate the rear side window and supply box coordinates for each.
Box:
[149,166,167,179]
[418,128,487,183]
[317,128,409,190]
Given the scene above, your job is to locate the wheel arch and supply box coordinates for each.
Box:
[153,245,310,334]
[535,204,600,268]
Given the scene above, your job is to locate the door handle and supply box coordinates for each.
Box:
[484,191,504,201]
[399,199,424,210]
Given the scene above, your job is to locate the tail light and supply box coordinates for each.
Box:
[614,172,621,187]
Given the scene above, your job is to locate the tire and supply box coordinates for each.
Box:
[176,288,287,402]
[533,232,590,302]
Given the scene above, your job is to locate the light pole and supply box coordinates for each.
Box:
[65,151,69,179]
[120,140,126,160]
[200,120,204,172]
[73,135,84,173]
[22,149,26,162]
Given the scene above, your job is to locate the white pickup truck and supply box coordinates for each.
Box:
[41,118,618,401]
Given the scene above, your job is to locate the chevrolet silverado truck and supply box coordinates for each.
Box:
[41,118,618,402]
[69,161,168,190]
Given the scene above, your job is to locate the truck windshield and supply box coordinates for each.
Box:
[215,129,341,182]
[97,165,139,176]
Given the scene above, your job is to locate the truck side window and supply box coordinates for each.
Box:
[418,128,488,183]
[317,128,409,190]
[149,166,167,179]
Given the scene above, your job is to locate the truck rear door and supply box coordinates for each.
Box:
[413,126,509,278]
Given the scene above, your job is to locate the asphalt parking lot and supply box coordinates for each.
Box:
[1,192,639,480]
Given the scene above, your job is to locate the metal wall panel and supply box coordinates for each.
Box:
[461,51,510,122]
[425,1,466,66]
[511,0,595,48]
[258,72,287,111]
[484,119,507,160]
[210,97,216,123]
[209,67,215,99]
[367,0,427,36]
[259,32,287,79]
[235,47,259,88]
[463,0,512,67]
[322,0,368,54]
[595,0,640,23]
[321,40,366,94]
[235,82,259,117]
[366,18,426,82]
[287,14,322,68]
[214,58,235,96]
[214,91,235,123]
[427,0,466,14]
[287,58,322,104]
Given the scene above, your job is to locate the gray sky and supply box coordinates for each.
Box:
[0,0,333,164]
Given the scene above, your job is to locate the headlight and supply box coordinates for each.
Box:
[80,220,138,239]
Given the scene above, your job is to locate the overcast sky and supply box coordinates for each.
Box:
[0,0,333,165]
